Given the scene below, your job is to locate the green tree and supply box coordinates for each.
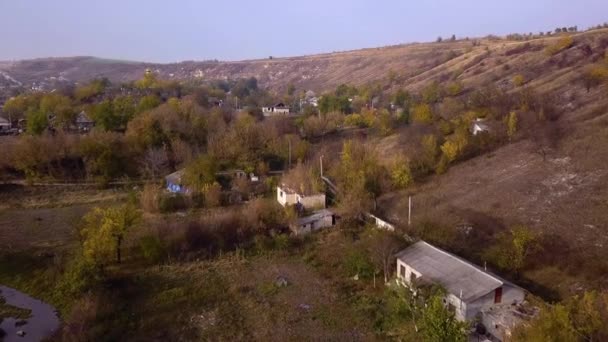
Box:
[137,95,161,113]
[487,225,539,274]
[419,292,468,342]
[183,155,218,192]
[91,100,120,131]
[26,107,48,135]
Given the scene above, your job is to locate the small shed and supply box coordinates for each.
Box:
[276,184,326,210]
[291,209,336,235]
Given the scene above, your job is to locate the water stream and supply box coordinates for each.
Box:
[0,285,60,342]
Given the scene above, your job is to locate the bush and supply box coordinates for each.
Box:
[159,194,188,213]
[56,258,104,298]
[411,104,433,124]
[513,74,526,87]
[545,35,574,55]
[343,249,375,280]
[139,235,166,264]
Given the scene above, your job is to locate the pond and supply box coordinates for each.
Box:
[0,285,60,342]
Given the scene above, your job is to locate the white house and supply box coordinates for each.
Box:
[471,118,490,136]
[276,184,326,210]
[291,209,335,235]
[0,116,11,132]
[262,103,290,117]
[395,241,525,323]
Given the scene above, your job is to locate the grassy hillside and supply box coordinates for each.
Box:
[1,29,606,94]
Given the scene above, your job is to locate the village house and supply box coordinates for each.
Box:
[0,116,11,133]
[471,118,490,136]
[262,103,290,117]
[75,111,95,132]
[276,184,326,210]
[165,169,188,194]
[290,209,336,235]
[396,241,526,339]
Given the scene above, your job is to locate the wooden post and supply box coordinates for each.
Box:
[320,155,324,178]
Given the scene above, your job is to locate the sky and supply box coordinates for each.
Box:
[1,0,607,63]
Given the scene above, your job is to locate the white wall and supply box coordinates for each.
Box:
[465,285,525,320]
[298,193,326,210]
[277,187,297,207]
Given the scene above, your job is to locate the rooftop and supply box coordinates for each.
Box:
[396,241,514,302]
[296,209,334,226]
[165,169,184,185]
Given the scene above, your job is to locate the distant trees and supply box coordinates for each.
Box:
[74,78,109,102]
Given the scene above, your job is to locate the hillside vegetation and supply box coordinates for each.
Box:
[0,29,606,95]
[1,27,608,341]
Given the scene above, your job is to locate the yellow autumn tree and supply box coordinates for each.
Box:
[81,201,141,266]
[412,104,433,124]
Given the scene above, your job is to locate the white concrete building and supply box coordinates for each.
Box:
[396,241,525,323]
[263,103,290,116]
[291,209,335,235]
[276,184,326,210]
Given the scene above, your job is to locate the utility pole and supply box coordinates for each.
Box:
[408,196,412,227]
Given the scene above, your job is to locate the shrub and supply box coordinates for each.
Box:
[343,249,375,280]
[411,104,433,124]
[159,194,188,213]
[139,235,166,264]
[56,259,104,298]
[513,74,526,87]
[545,35,574,55]
[344,113,369,128]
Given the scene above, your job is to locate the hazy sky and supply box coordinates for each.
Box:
[1,0,607,63]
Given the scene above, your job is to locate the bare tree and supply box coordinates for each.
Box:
[142,147,169,179]
[369,232,402,284]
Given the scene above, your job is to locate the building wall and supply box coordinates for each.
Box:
[396,260,422,286]
[291,215,334,235]
[277,187,298,206]
[395,260,525,323]
[465,285,525,321]
[298,194,326,210]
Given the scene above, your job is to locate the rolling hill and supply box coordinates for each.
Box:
[1,28,605,96]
